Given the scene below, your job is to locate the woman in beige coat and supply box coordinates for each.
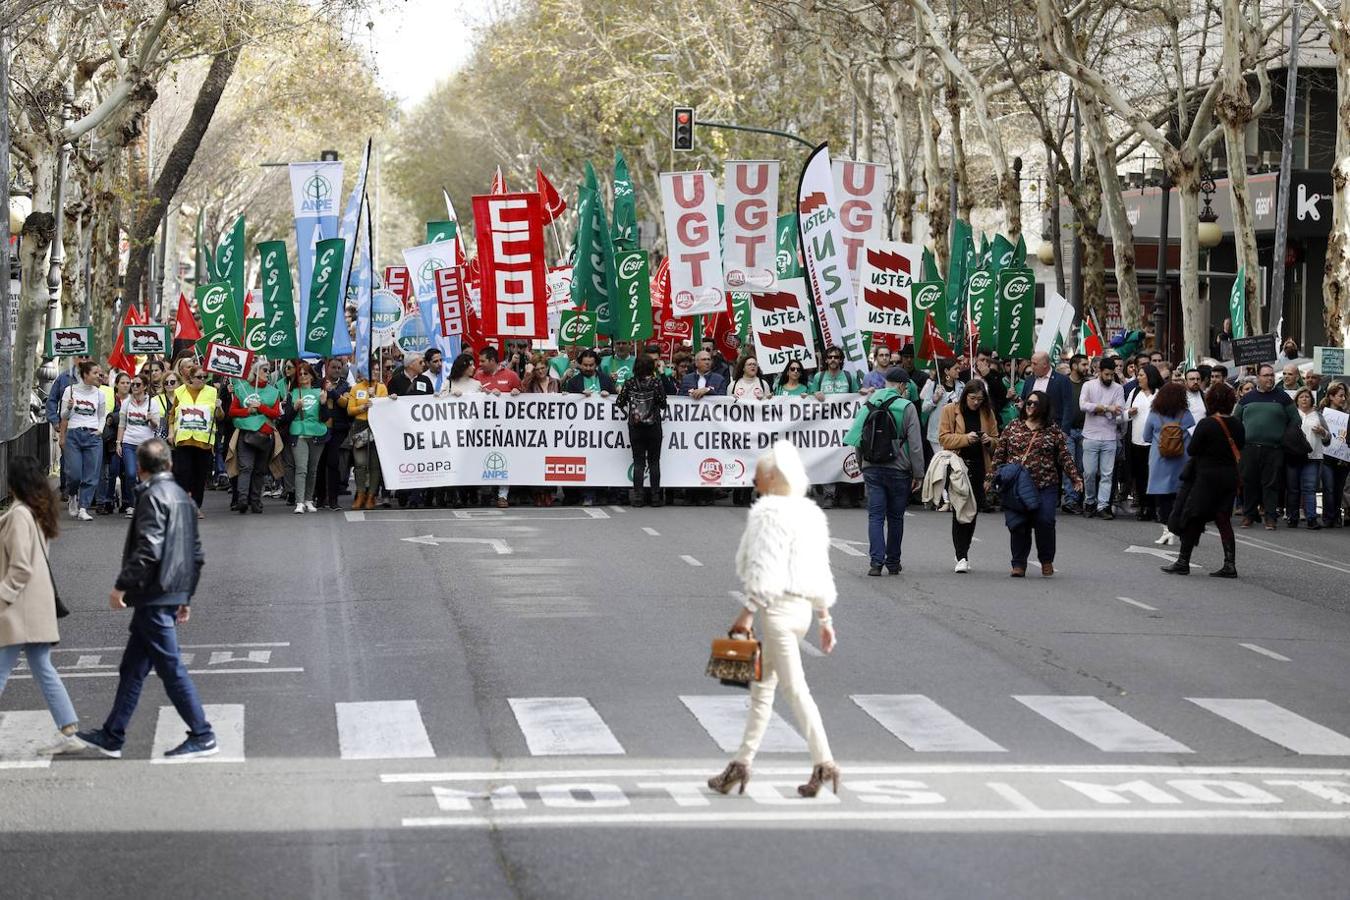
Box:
[0,456,81,752]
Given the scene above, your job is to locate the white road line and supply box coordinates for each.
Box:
[985,781,1041,811]
[9,667,304,680]
[1188,698,1350,755]
[680,555,703,567]
[828,539,867,557]
[400,535,512,554]
[336,701,436,760]
[0,711,56,769]
[608,505,629,514]
[1014,696,1193,753]
[508,698,625,756]
[642,527,660,536]
[679,695,806,753]
[344,511,367,522]
[42,642,291,653]
[1117,596,1159,611]
[150,704,244,764]
[1231,534,1350,575]
[1240,643,1292,662]
[852,695,1007,752]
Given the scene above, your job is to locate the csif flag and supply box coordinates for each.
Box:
[612,150,638,251]
[211,215,246,325]
[257,240,301,359]
[1229,266,1247,339]
[304,238,345,356]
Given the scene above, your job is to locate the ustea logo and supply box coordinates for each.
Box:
[482,452,509,481]
[544,456,587,482]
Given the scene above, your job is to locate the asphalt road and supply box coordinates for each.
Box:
[3,486,1349,899]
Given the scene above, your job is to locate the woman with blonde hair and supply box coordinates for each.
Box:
[708,440,840,798]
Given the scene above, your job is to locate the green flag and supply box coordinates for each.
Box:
[613,249,654,341]
[912,280,946,362]
[426,221,456,245]
[967,267,997,349]
[1012,234,1027,267]
[996,268,1035,359]
[946,221,973,341]
[257,240,300,359]
[194,208,212,285]
[921,247,940,282]
[569,183,596,310]
[775,214,801,279]
[244,318,267,355]
[612,150,638,251]
[559,309,597,347]
[304,238,345,356]
[211,214,246,325]
[990,234,1016,275]
[584,161,617,336]
[729,291,751,343]
[195,281,240,355]
[1229,266,1247,339]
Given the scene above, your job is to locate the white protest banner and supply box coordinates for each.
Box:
[797,144,867,379]
[856,241,920,337]
[660,171,726,317]
[832,159,889,288]
[722,160,779,291]
[402,241,460,359]
[369,394,865,490]
[749,277,818,375]
[203,342,254,379]
[288,161,343,337]
[1035,288,1074,354]
[1324,408,1350,463]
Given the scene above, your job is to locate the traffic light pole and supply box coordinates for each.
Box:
[693,119,816,150]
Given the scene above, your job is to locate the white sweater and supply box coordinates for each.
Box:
[735,494,838,612]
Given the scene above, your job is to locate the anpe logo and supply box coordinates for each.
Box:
[302,174,333,212]
[699,458,724,484]
[482,452,509,481]
[544,456,587,482]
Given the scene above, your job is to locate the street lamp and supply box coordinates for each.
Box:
[1197,167,1222,249]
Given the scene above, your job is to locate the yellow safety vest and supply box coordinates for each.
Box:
[171,384,218,448]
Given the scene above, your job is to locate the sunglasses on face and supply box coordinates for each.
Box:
[131,381,145,388]
[1025,400,1040,408]
[827,355,843,361]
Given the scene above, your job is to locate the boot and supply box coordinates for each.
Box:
[630,488,645,507]
[797,762,842,798]
[1160,541,1192,575]
[1209,537,1238,578]
[352,491,367,510]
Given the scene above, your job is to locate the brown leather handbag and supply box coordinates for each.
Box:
[706,629,762,686]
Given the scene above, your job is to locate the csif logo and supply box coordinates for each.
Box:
[618,254,643,281]
[560,316,588,343]
[200,286,229,316]
[267,330,286,348]
[914,283,941,311]
[308,325,327,343]
[969,270,992,292]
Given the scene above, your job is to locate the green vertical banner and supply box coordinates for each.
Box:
[921,247,940,282]
[194,207,212,285]
[426,221,456,245]
[997,267,1035,359]
[775,214,801,279]
[611,149,638,251]
[1011,234,1027,267]
[912,280,946,363]
[590,171,617,337]
[990,234,1016,275]
[569,183,596,310]
[558,309,597,347]
[194,281,240,354]
[244,318,267,355]
[1229,266,1247,339]
[613,249,654,341]
[945,221,972,341]
[967,267,998,349]
[304,238,345,356]
[257,240,300,359]
[211,214,246,324]
[729,291,752,343]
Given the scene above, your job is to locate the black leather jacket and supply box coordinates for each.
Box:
[115,472,205,605]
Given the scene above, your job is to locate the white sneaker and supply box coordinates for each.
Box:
[954,558,971,574]
[304,501,318,513]
[124,507,135,518]
[76,509,93,521]
[294,503,305,514]
[1154,526,1171,545]
[42,733,86,755]
[68,495,79,518]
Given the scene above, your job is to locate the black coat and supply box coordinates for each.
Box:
[115,472,205,605]
[1171,415,1246,530]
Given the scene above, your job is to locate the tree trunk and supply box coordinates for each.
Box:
[1171,150,1206,363]
[1081,160,1107,326]
[1217,0,1265,336]
[1082,95,1143,330]
[915,68,949,270]
[1323,16,1350,346]
[13,213,54,436]
[122,45,241,318]
[882,70,916,244]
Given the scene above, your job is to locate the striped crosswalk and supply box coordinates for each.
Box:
[1,694,1348,766]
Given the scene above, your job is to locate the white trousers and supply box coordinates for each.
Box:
[734,597,833,766]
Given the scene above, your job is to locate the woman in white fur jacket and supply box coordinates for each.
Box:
[707,440,840,799]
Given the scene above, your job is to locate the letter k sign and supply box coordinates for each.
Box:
[1296,183,1323,222]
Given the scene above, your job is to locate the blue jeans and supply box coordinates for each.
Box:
[863,466,912,569]
[101,605,213,749]
[0,643,79,729]
[119,443,140,507]
[1062,429,1083,506]
[1286,461,1321,523]
[63,428,103,510]
[1321,462,1347,524]
[1081,437,1118,511]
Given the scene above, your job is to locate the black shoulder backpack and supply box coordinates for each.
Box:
[859,396,902,464]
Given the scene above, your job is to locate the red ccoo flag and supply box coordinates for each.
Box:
[173,292,203,341]
[536,167,567,224]
[490,166,507,195]
[918,313,955,361]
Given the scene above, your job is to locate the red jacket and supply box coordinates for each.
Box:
[229,392,282,434]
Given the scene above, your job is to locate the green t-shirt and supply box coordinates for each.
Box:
[602,355,635,388]
[775,382,811,397]
[582,374,602,393]
[289,387,327,437]
[549,355,571,380]
[810,370,855,394]
[231,380,281,432]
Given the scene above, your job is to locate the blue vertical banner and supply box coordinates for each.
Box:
[335,140,372,357]
[352,197,375,377]
[289,159,344,356]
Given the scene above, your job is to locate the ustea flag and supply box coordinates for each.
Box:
[472,192,549,339]
[660,171,726,317]
[797,143,866,379]
[722,160,779,291]
[749,277,817,374]
[856,241,921,337]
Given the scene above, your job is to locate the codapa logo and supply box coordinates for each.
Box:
[482,452,509,481]
[399,461,453,475]
[302,173,333,213]
[200,286,229,316]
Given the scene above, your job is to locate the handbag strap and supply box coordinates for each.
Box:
[1015,427,1041,467]
[34,520,59,599]
[1215,415,1242,463]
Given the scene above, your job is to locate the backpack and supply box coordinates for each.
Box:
[859,396,905,464]
[1158,420,1186,458]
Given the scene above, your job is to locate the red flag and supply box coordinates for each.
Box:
[490,166,507,195]
[918,313,955,362]
[536,167,567,224]
[173,292,203,341]
[107,303,143,374]
[1079,316,1104,357]
[707,306,739,362]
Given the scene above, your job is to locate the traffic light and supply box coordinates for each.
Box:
[672,107,694,151]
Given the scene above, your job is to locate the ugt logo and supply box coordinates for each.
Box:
[302,173,333,213]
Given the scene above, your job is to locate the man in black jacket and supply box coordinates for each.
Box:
[77,438,217,760]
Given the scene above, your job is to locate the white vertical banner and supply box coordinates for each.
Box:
[856,241,921,337]
[722,160,779,291]
[660,171,726,317]
[749,277,818,375]
[1034,288,1074,353]
[797,144,867,380]
[401,241,460,359]
[831,159,889,289]
[288,161,344,331]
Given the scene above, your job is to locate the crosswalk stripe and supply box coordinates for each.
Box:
[1014,696,1193,753]
[679,695,806,753]
[0,711,55,769]
[508,698,625,756]
[150,704,245,764]
[1188,698,1350,755]
[852,695,1007,752]
[336,701,436,760]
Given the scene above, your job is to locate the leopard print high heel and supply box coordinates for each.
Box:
[797,762,841,798]
[707,761,751,795]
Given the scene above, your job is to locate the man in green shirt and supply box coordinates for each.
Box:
[1235,362,1298,528]
[810,345,856,399]
[844,367,925,574]
[602,340,636,389]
